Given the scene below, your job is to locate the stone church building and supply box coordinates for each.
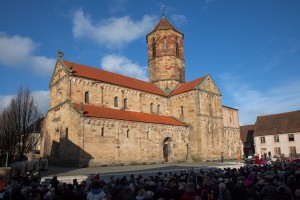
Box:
[41,17,241,167]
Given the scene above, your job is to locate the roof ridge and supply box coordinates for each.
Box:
[62,60,168,97]
[65,60,143,81]
[257,110,300,118]
[169,76,206,96]
[73,103,186,127]
[240,124,255,127]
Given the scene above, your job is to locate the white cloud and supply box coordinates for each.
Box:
[0,94,14,113]
[203,0,216,9]
[72,10,157,49]
[0,91,49,116]
[171,14,187,25]
[32,90,50,115]
[0,32,56,76]
[30,56,56,76]
[101,55,148,81]
[108,0,128,13]
[219,73,300,125]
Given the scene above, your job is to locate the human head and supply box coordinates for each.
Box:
[219,183,226,192]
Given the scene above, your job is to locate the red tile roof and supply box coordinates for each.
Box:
[64,60,205,97]
[63,60,167,97]
[73,103,186,127]
[240,125,255,143]
[254,110,300,137]
[152,17,178,31]
[170,76,206,96]
[147,17,183,37]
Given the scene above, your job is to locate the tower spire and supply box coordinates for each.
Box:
[162,5,165,18]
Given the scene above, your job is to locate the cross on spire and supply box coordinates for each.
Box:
[58,49,64,59]
[162,5,165,18]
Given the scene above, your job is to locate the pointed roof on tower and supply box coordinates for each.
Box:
[153,17,177,31]
[147,17,183,38]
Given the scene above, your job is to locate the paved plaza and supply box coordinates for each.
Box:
[40,161,245,184]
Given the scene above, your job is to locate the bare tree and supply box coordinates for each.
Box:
[0,87,41,163]
[0,106,18,163]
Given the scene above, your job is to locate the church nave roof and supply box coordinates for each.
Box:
[64,60,167,97]
[73,103,186,127]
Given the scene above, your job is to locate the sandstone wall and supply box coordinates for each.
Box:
[222,106,242,159]
[82,118,188,166]
[41,102,83,166]
[68,76,169,115]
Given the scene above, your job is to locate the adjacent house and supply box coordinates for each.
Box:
[254,110,300,158]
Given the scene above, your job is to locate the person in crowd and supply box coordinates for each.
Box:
[87,180,105,200]
[50,175,59,194]
[136,189,146,200]
[3,155,300,200]
[218,182,232,200]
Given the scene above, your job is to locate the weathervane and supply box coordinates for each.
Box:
[162,5,165,18]
[58,49,64,59]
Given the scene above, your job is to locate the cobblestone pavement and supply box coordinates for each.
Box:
[40,161,245,184]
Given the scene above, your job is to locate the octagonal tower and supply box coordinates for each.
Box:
[146,17,185,94]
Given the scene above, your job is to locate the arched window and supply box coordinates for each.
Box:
[164,36,167,50]
[176,37,179,57]
[157,104,160,114]
[208,123,212,133]
[84,91,89,103]
[127,129,130,138]
[180,106,184,116]
[209,104,213,116]
[101,127,104,136]
[58,92,62,102]
[114,96,118,107]
[123,98,128,109]
[150,103,154,113]
[152,38,156,58]
[65,127,68,139]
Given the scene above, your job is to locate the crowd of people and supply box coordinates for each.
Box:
[1,158,300,200]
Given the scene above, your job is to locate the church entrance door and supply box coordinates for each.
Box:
[163,137,172,162]
[163,144,168,162]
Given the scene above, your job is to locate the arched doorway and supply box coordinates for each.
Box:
[163,137,172,162]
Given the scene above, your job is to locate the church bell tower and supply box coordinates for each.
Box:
[146,17,185,94]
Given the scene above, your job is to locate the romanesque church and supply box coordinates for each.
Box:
[41,17,241,167]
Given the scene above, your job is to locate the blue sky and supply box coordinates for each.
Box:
[0,0,300,125]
